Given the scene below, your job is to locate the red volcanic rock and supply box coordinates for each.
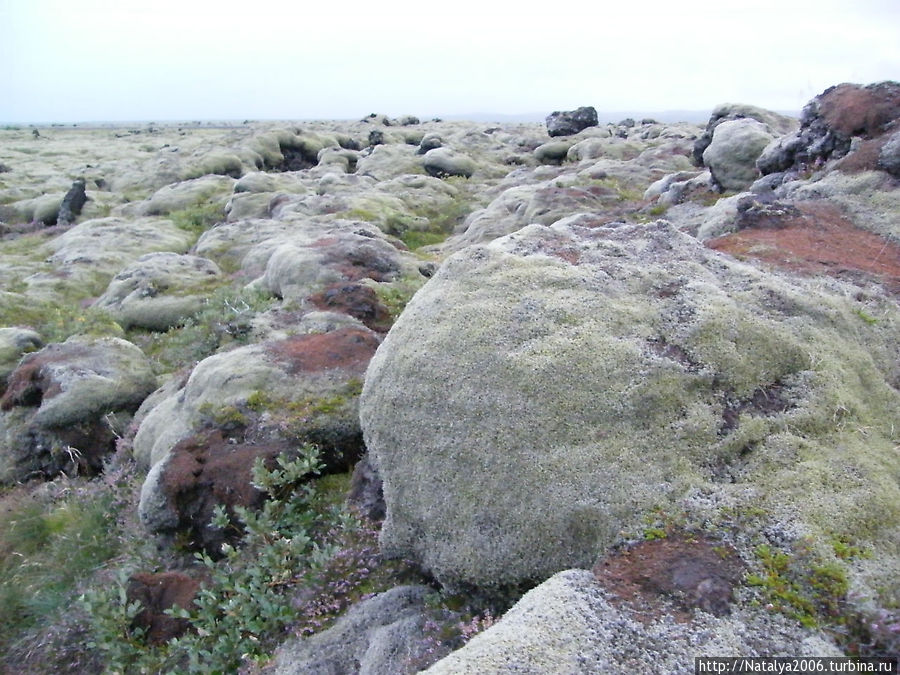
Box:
[593,535,744,620]
[159,429,294,553]
[815,81,900,139]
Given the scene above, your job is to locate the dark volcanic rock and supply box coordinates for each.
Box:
[878,129,900,177]
[545,106,599,137]
[757,81,900,175]
[347,453,385,521]
[57,178,87,226]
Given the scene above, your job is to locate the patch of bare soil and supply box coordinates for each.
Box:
[593,535,745,623]
[707,201,900,296]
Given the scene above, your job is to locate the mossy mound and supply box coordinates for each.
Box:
[360,219,900,604]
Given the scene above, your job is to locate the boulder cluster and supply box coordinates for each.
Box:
[1,82,898,671]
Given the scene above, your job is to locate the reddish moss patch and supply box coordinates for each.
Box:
[0,345,92,410]
[160,430,294,553]
[593,535,745,622]
[309,236,401,283]
[266,327,380,375]
[126,571,201,645]
[834,137,890,173]
[308,283,393,333]
[707,201,900,295]
[817,82,900,139]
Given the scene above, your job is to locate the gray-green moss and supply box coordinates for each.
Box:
[360,220,900,603]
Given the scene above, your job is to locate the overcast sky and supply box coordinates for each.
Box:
[2,0,898,124]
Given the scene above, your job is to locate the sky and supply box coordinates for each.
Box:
[1,0,898,124]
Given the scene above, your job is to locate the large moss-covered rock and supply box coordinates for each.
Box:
[702,119,776,190]
[93,252,223,330]
[42,216,194,294]
[136,175,235,216]
[360,219,900,596]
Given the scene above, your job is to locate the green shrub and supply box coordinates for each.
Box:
[82,446,343,673]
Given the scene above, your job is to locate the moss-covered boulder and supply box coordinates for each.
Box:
[93,252,223,330]
[135,175,235,216]
[425,570,840,673]
[0,327,42,385]
[360,219,900,602]
[0,336,156,482]
[42,216,194,295]
[135,326,381,538]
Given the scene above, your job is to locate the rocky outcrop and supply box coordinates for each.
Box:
[57,178,87,226]
[360,219,899,594]
[757,81,900,176]
[545,106,599,137]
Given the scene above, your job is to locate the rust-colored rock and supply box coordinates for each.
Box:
[815,82,900,140]
[593,535,744,621]
[127,571,200,645]
[160,429,294,553]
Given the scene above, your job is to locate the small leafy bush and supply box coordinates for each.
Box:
[82,445,345,673]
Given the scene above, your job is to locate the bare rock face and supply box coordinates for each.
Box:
[57,178,88,226]
[545,106,599,137]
